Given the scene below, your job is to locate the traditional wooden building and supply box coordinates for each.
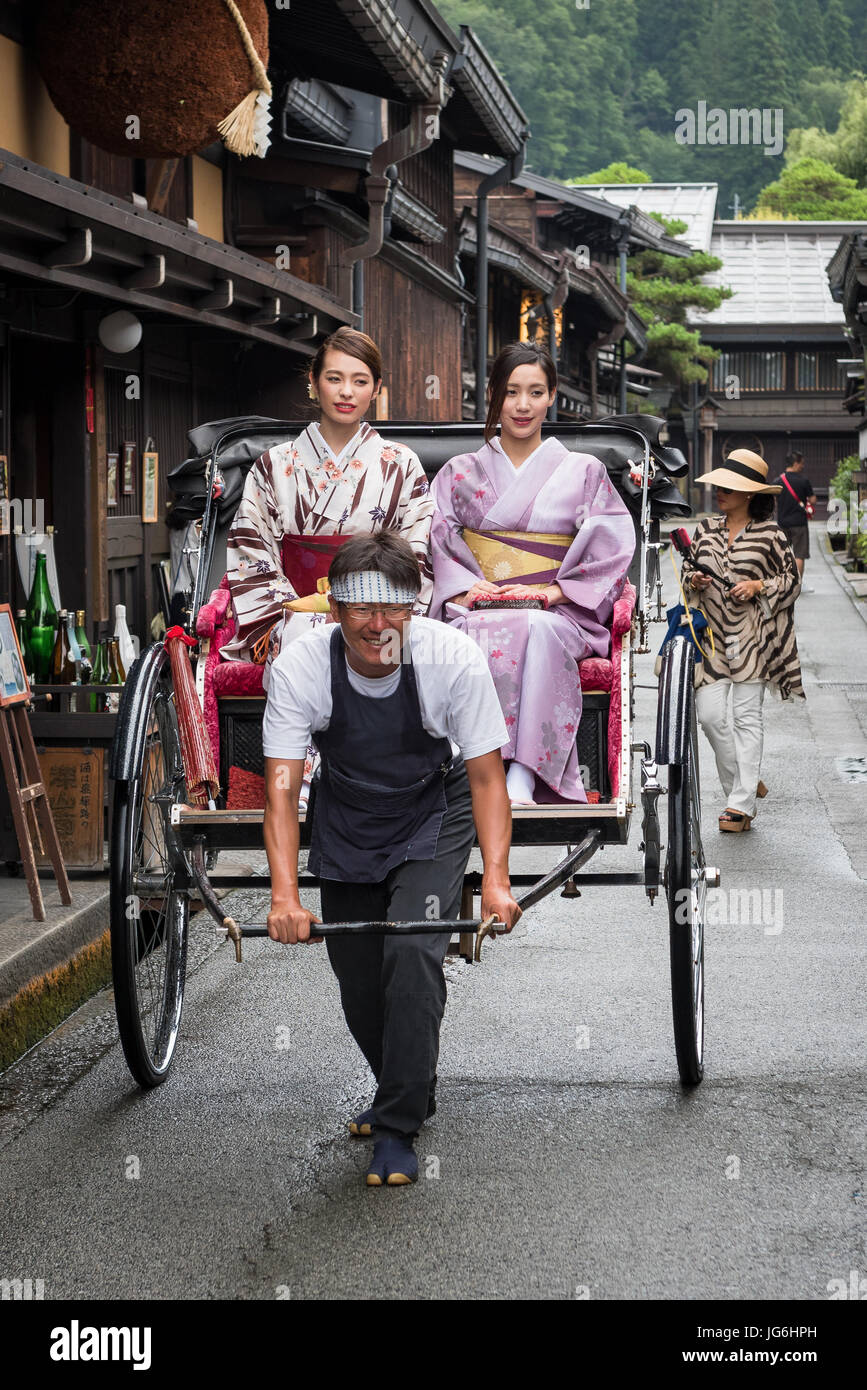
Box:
[231,14,526,421]
[583,183,864,509]
[0,1,525,646]
[827,232,867,465]
[453,152,689,420]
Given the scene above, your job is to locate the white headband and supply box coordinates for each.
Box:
[330,570,418,604]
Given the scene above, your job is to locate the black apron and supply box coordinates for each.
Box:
[307,626,455,883]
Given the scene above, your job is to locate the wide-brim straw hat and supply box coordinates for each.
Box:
[695,448,781,493]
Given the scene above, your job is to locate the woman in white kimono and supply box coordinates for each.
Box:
[430,343,635,806]
[222,326,434,677]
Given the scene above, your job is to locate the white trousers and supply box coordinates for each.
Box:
[694,679,766,818]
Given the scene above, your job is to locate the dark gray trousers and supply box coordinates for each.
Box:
[319,763,475,1140]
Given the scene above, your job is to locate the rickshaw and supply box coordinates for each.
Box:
[108,415,716,1095]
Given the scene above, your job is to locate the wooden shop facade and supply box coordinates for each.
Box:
[0,0,529,647]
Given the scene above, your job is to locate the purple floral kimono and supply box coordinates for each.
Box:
[430,436,635,801]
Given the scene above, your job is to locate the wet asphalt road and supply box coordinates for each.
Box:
[1,537,865,1301]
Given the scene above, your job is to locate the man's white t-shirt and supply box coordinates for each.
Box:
[262,616,508,763]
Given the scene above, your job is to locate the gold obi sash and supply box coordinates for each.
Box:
[283,575,331,613]
[250,577,331,664]
[461,528,573,588]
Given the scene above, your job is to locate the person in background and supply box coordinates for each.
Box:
[775,452,817,589]
[683,449,803,834]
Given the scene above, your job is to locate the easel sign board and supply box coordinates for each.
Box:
[35,747,104,870]
[0,604,30,707]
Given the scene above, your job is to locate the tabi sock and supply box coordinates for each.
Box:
[506,761,536,802]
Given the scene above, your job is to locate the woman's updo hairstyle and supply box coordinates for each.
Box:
[484,342,557,442]
[748,492,776,522]
[309,327,383,385]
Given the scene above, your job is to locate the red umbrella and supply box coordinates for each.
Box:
[164,626,219,807]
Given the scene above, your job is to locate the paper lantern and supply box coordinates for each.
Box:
[35,0,271,160]
[98,311,143,354]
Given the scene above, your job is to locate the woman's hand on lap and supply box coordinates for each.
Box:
[461,579,500,607]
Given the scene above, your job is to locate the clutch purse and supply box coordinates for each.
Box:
[470,591,549,611]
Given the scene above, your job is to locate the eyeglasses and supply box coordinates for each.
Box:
[716,487,735,495]
[341,603,413,619]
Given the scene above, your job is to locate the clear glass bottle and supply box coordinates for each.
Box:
[66,611,82,712]
[114,604,136,675]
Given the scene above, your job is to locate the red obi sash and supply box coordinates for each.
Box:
[281,532,353,597]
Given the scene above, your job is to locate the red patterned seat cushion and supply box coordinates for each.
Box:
[577,657,613,692]
[213,660,265,698]
[216,653,613,698]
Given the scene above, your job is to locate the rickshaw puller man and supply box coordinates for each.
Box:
[262,532,522,1188]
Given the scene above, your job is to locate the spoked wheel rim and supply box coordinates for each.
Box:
[684,721,706,1071]
[111,653,189,1087]
[667,702,706,1086]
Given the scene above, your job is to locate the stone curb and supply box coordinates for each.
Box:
[816,527,867,630]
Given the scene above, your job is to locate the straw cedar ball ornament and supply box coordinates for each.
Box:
[35,0,272,160]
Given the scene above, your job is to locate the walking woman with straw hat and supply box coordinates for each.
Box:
[681,449,804,833]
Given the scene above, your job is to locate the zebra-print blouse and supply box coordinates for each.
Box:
[680,516,804,700]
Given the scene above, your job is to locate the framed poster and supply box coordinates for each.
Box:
[142,448,159,523]
[106,450,119,508]
[122,440,136,495]
[0,603,31,706]
[36,747,105,870]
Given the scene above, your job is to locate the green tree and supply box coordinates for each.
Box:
[569,163,651,185]
[435,0,867,204]
[787,65,854,133]
[791,0,828,70]
[626,215,733,387]
[823,0,853,63]
[754,155,867,216]
[787,79,867,187]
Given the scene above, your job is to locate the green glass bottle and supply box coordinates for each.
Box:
[25,550,57,683]
[15,609,33,681]
[90,638,108,712]
[74,610,92,663]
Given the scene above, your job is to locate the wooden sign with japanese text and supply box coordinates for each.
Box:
[36,747,104,869]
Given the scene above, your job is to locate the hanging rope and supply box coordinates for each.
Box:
[216,0,272,158]
[669,546,715,663]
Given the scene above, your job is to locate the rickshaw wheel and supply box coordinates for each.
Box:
[110,647,190,1088]
[666,699,706,1086]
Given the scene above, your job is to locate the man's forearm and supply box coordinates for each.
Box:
[470,778,512,884]
[264,800,302,903]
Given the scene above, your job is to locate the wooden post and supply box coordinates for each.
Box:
[0,704,71,920]
[89,343,108,628]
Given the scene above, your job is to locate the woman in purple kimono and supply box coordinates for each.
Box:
[430,343,635,805]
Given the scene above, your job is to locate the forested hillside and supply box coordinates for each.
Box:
[437,0,867,211]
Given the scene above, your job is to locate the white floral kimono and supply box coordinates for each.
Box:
[222,421,434,672]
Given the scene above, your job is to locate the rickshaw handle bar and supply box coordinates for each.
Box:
[207,831,602,961]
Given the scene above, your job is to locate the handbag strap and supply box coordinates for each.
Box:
[670,547,715,662]
[780,472,805,509]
